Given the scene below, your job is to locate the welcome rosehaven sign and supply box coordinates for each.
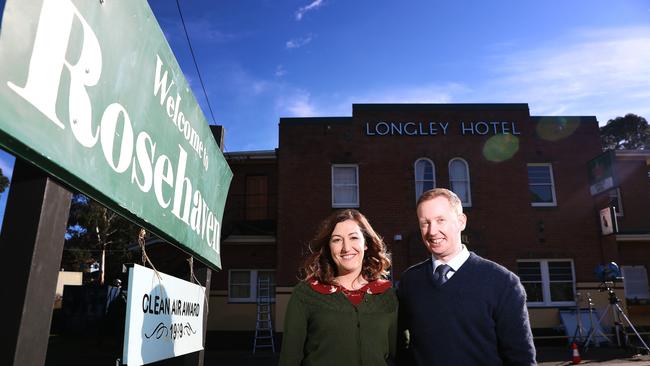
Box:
[0,0,232,269]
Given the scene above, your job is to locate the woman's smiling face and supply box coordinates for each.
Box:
[329,219,367,277]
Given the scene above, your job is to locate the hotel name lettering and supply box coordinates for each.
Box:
[364,121,521,136]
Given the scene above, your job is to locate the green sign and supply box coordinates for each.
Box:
[0,0,232,270]
[588,151,616,196]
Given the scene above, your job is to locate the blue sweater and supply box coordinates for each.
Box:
[397,253,536,366]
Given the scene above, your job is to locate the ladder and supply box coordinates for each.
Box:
[253,276,275,353]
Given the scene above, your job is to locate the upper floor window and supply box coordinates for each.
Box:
[449,158,471,207]
[517,259,575,307]
[527,163,557,206]
[246,175,268,220]
[607,188,624,216]
[332,164,359,208]
[228,269,276,303]
[414,158,435,201]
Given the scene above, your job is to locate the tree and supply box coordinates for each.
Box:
[63,194,141,284]
[600,113,650,151]
[0,168,9,194]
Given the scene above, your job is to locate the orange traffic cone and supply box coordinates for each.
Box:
[571,342,581,364]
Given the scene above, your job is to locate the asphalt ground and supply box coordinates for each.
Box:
[45,333,650,365]
[201,346,650,366]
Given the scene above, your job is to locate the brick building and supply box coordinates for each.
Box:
[209,104,650,343]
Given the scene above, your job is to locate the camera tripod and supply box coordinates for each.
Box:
[583,282,650,354]
[572,292,608,351]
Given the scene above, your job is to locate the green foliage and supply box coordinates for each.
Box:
[600,113,650,151]
[63,193,141,282]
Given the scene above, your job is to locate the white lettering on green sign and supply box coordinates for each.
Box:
[0,0,232,266]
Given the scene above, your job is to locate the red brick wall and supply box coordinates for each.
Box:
[215,154,278,290]
[616,157,650,231]
[276,105,605,285]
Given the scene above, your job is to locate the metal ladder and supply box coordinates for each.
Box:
[253,276,275,353]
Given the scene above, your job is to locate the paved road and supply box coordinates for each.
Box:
[45,334,650,365]
[201,347,650,366]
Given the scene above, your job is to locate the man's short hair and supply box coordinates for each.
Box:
[416,188,463,215]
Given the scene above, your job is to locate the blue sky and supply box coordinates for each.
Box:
[0,0,648,216]
[147,0,650,152]
[0,149,15,231]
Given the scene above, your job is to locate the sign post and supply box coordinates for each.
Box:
[0,159,72,366]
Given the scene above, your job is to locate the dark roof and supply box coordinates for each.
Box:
[352,103,530,112]
[280,116,352,125]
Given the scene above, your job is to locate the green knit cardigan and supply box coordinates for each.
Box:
[279,281,398,366]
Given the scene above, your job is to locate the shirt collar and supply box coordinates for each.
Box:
[308,278,392,295]
[432,244,469,273]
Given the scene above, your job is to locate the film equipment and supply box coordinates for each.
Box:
[583,263,650,354]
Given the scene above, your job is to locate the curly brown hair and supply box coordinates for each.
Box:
[300,209,391,285]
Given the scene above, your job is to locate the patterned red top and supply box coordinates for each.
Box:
[308,278,392,305]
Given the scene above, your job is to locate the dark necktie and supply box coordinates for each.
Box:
[434,264,452,286]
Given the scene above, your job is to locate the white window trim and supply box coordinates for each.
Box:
[414,158,436,202]
[518,259,576,307]
[608,188,624,217]
[228,269,276,303]
[448,157,472,207]
[528,163,557,207]
[331,164,360,208]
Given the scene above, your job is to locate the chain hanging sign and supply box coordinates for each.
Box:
[123,264,206,365]
[0,0,232,269]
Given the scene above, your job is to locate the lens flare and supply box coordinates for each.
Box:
[536,117,580,141]
[482,134,519,162]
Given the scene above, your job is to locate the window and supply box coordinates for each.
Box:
[621,266,650,300]
[332,164,359,207]
[449,158,471,207]
[228,269,276,303]
[517,260,575,306]
[246,175,268,220]
[527,163,557,206]
[607,188,623,216]
[414,158,435,201]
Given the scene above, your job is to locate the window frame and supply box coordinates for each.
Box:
[527,163,557,207]
[245,175,269,220]
[517,259,576,307]
[414,158,436,202]
[607,188,624,217]
[448,157,472,207]
[228,269,276,303]
[331,164,360,208]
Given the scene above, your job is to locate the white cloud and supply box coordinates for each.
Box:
[305,83,464,117]
[345,83,466,105]
[0,151,15,180]
[275,65,287,77]
[295,0,324,21]
[286,34,313,49]
[185,18,239,43]
[276,89,318,117]
[484,26,650,123]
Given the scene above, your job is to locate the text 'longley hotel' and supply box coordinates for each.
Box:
[209,103,650,340]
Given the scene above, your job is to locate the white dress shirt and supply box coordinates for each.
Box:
[432,244,469,281]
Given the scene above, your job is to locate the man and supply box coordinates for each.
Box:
[397,188,536,365]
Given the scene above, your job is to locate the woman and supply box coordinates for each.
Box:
[279,209,397,366]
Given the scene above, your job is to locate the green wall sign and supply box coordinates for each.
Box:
[0,0,232,270]
[588,151,616,196]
